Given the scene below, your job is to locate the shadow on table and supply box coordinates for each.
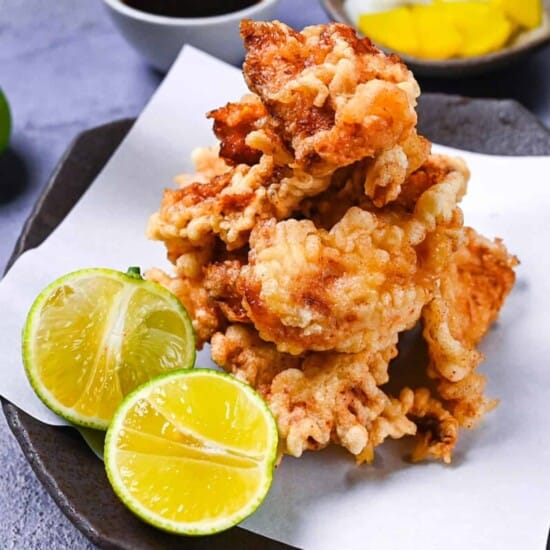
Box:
[0,149,29,204]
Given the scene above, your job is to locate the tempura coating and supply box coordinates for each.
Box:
[208,94,268,167]
[210,324,301,392]
[146,243,223,347]
[363,131,431,207]
[147,20,517,466]
[400,387,459,464]
[239,156,468,355]
[147,147,335,252]
[422,228,518,427]
[211,325,457,462]
[241,20,421,179]
[240,209,430,355]
[265,346,416,457]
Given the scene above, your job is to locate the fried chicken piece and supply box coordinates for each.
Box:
[147,154,275,251]
[240,209,429,354]
[211,95,430,208]
[212,327,420,459]
[208,94,268,166]
[211,322,461,463]
[241,20,421,177]
[147,147,334,252]
[211,324,301,393]
[400,387,459,464]
[146,265,222,348]
[266,346,418,457]
[209,93,295,168]
[147,19,518,466]
[362,131,431,207]
[239,156,468,355]
[422,228,518,427]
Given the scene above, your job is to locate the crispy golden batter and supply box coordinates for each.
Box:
[147,20,517,466]
[363,131,431,207]
[400,387,459,464]
[208,94,268,167]
[147,153,274,251]
[240,209,429,355]
[211,324,300,392]
[267,347,412,457]
[147,148,336,251]
[422,228,518,427]
[239,156,467,355]
[241,20,421,178]
[146,242,223,347]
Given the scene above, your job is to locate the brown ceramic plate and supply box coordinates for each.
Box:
[3,96,550,549]
[320,0,550,77]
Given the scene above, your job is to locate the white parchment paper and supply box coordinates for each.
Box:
[1,46,549,550]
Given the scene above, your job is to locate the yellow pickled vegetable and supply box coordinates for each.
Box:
[436,2,513,58]
[356,0,542,60]
[412,4,464,59]
[494,0,542,29]
[357,8,421,57]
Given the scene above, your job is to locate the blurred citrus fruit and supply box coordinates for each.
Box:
[0,89,11,154]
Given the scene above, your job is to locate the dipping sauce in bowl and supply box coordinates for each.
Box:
[122,0,260,18]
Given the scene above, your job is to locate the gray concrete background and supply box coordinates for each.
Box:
[0,1,549,547]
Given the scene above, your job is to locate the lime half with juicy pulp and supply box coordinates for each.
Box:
[104,369,278,535]
[0,89,11,154]
[22,267,195,429]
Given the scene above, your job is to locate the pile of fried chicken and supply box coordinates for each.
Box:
[147,20,517,464]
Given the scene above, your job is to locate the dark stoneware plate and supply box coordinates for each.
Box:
[320,0,550,78]
[3,95,550,549]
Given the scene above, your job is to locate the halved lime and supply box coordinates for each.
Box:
[104,369,278,535]
[22,267,195,429]
[0,89,11,154]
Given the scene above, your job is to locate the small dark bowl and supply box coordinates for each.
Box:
[320,0,550,78]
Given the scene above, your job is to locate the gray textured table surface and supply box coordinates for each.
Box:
[1,1,549,548]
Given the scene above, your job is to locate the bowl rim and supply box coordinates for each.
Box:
[320,0,550,70]
[102,0,279,26]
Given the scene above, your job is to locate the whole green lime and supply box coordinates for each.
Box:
[0,89,11,154]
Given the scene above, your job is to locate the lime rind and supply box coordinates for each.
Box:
[104,369,278,536]
[0,89,11,154]
[22,267,195,430]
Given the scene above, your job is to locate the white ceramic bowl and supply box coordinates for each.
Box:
[102,0,281,71]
